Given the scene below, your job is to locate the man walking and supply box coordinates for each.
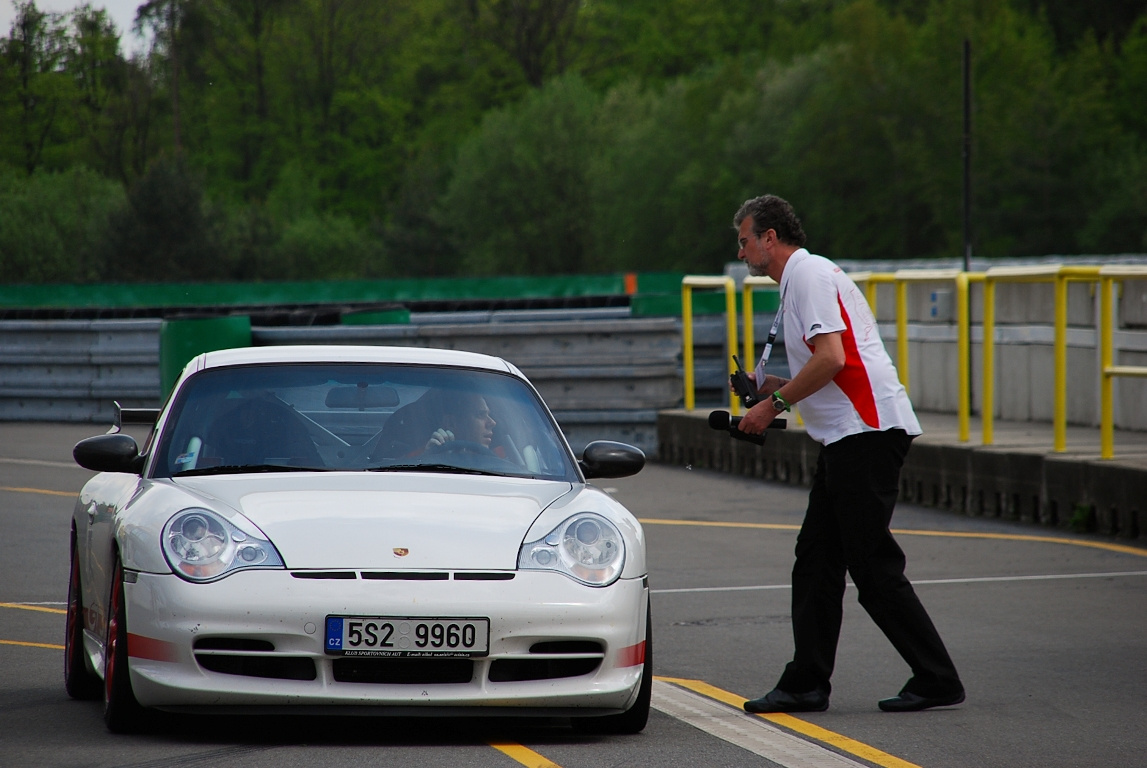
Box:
[733,194,964,713]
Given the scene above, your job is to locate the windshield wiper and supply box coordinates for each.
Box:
[368,463,502,477]
[174,464,331,477]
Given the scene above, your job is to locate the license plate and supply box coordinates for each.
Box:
[324,616,489,657]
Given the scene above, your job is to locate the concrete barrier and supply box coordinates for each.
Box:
[656,409,1147,544]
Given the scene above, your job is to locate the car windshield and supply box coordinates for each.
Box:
[151,363,579,482]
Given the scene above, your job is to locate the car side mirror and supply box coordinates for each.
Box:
[579,441,645,479]
[73,434,145,475]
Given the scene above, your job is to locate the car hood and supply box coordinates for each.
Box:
[175,473,575,571]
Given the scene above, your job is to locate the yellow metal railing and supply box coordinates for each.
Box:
[740,275,778,366]
[681,276,739,413]
[1099,266,1147,459]
[981,266,1102,450]
[851,270,981,441]
[682,265,1142,457]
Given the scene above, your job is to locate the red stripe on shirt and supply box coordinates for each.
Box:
[805,295,880,428]
[835,294,880,427]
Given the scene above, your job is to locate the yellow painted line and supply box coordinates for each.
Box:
[0,639,64,650]
[0,602,67,615]
[487,742,562,768]
[657,676,922,768]
[889,529,1147,558]
[0,485,75,497]
[639,518,1147,557]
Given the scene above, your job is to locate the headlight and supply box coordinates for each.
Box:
[161,508,284,582]
[518,513,625,586]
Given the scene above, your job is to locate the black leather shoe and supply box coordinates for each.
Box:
[878,689,965,712]
[744,687,829,713]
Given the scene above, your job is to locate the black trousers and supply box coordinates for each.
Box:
[776,429,963,698]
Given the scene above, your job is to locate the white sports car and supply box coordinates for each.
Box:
[66,345,650,733]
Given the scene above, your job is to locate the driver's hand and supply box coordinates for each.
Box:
[426,428,454,450]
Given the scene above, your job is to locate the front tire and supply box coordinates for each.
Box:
[574,603,653,735]
[104,558,148,732]
[64,535,101,700]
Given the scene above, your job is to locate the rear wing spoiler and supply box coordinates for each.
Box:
[108,401,161,434]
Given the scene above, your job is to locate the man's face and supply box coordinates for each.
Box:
[737,217,770,277]
[452,397,496,446]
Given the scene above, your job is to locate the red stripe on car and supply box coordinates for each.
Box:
[617,640,646,667]
[128,633,179,662]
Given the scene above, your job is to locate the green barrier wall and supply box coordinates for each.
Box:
[159,316,253,396]
[631,289,781,317]
[0,271,773,321]
[0,272,685,310]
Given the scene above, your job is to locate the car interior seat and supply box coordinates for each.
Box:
[205,397,323,468]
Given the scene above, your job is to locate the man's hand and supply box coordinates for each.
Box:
[729,372,788,396]
[737,400,778,435]
[426,428,454,450]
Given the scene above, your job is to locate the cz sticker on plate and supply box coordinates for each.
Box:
[325,616,490,657]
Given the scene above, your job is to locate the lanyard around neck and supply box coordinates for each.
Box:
[755,281,786,378]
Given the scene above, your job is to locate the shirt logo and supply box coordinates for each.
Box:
[810,323,822,333]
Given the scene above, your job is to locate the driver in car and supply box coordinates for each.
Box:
[424,393,497,453]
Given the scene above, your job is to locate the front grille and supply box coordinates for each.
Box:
[333,657,474,685]
[196,654,316,681]
[488,657,601,682]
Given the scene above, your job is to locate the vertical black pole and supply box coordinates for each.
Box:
[963,39,974,414]
[963,39,972,272]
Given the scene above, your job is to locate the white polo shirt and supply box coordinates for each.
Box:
[778,249,921,446]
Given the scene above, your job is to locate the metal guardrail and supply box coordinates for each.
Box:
[850,270,984,443]
[0,313,683,457]
[1099,266,1147,458]
[686,264,1147,459]
[980,266,1103,450]
[0,319,162,422]
[681,276,738,414]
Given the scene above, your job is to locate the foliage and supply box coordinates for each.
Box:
[0,0,1145,284]
[0,163,124,281]
[442,74,598,275]
[97,153,227,281]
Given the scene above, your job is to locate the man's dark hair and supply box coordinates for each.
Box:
[733,195,807,247]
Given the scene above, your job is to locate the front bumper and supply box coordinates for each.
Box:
[125,569,648,714]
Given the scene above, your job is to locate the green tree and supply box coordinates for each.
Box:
[586,63,752,273]
[98,154,226,281]
[0,164,124,281]
[68,5,130,178]
[0,3,78,173]
[442,73,598,275]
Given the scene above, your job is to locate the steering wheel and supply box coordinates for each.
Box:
[425,440,494,456]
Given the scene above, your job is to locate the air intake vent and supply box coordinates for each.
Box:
[196,655,316,680]
[292,571,357,580]
[488,658,601,683]
[193,637,275,652]
[333,658,473,684]
[361,572,449,580]
[453,572,515,581]
[528,640,604,655]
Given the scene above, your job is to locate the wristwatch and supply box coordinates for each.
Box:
[770,391,790,412]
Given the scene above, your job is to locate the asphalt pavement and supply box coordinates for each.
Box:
[2,422,1145,768]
